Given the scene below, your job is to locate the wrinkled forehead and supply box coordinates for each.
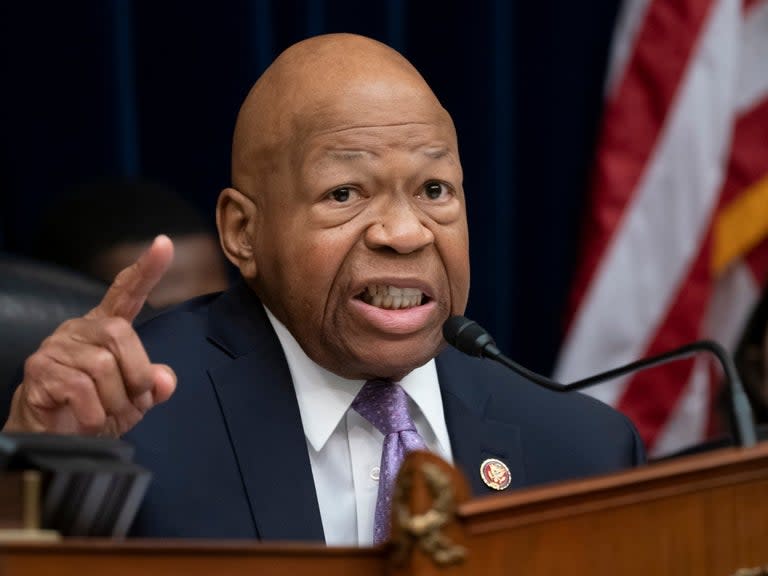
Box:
[287,78,457,152]
[232,35,458,187]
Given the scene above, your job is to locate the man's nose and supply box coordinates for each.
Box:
[364,197,435,254]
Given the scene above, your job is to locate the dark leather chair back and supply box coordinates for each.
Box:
[0,253,106,398]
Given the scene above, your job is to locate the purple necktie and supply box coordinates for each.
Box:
[352,379,427,545]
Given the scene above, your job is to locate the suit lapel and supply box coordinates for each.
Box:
[436,351,526,496]
[206,282,325,542]
[201,283,527,537]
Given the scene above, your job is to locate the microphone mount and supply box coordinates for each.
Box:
[442,315,757,448]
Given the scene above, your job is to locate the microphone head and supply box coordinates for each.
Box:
[442,315,497,357]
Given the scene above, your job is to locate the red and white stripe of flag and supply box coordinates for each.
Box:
[555,0,768,457]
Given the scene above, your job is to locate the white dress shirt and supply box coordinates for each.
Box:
[265,308,454,546]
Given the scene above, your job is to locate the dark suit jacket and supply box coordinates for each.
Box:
[125,281,644,541]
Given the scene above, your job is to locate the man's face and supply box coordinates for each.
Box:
[248,82,470,380]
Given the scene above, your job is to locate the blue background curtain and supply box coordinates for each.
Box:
[0,0,621,375]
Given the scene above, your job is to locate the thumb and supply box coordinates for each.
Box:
[151,364,177,404]
[131,364,177,413]
[88,235,175,322]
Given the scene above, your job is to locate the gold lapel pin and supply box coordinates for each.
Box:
[480,458,511,490]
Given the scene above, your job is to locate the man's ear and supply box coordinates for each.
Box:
[216,187,258,280]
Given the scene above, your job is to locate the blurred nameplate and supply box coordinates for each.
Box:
[0,433,150,538]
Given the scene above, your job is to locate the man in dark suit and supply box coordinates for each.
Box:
[3,33,643,544]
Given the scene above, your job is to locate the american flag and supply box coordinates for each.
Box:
[554,0,768,457]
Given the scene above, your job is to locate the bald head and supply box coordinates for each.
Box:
[231,33,454,195]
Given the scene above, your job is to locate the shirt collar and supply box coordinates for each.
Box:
[264,306,451,456]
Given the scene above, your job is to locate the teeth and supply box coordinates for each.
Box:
[362,285,424,309]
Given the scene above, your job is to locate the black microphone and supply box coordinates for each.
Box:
[443,315,757,448]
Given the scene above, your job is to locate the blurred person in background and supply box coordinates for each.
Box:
[730,288,768,428]
[32,179,230,309]
[669,287,768,459]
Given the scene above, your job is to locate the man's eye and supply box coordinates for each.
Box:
[423,181,448,200]
[329,187,352,202]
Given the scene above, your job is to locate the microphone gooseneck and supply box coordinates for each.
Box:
[442,315,757,448]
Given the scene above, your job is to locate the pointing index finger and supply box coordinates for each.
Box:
[87,235,175,322]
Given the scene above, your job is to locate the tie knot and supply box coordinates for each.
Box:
[352,380,417,436]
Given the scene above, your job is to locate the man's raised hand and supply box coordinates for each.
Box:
[3,235,178,437]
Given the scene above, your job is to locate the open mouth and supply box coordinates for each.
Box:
[357,285,429,310]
